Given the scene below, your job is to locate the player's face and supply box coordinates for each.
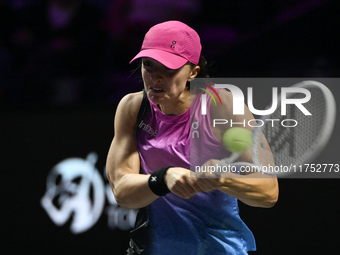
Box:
[141,58,196,108]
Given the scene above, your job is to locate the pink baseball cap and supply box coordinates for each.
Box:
[130,20,202,69]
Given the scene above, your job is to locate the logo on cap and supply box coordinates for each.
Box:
[171,40,177,49]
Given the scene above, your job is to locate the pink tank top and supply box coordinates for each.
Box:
[134,89,256,254]
[136,89,230,173]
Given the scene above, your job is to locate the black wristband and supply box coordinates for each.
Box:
[148,166,172,196]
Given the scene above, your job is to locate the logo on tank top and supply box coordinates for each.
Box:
[138,120,158,137]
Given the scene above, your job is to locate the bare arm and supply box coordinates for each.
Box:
[218,172,278,208]
[106,92,158,209]
[195,89,279,208]
[106,92,201,209]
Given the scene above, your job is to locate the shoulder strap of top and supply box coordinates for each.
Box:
[134,90,149,175]
[135,89,150,129]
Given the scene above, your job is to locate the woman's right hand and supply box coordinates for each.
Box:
[165,167,202,199]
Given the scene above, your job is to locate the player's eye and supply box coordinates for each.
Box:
[143,60,153,68]
[164,68,178,75]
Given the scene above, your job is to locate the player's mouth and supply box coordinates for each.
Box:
[150,87,164,93]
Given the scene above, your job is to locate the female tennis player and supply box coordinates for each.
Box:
[106,20,278,255]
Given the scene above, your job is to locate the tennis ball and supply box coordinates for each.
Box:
[222,127,252,153]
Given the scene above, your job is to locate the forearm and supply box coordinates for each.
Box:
[218,172,278,208]
[110,173,159,210]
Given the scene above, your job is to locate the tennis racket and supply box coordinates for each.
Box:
[217,80,336,177]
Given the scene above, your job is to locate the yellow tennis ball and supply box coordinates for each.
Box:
[222,127,252,153]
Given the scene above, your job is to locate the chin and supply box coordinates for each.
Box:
[148,95,165,105]
[147,90,166,102]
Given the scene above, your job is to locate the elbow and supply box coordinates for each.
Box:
[110,181,130,210]
[262,182,279,208]
[114,191,129,210]
[262,193,278,208]
[115,192,138,210]
[106,169,129,209]
[249,178,279,208]
[112,182,135,210]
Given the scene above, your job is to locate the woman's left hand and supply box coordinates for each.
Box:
[192,159,223,192]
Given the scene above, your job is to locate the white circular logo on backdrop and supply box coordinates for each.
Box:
[41,153,105,234]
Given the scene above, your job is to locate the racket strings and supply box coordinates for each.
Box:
[255,86,327,168]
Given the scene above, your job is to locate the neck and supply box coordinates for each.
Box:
[157,90,193,115]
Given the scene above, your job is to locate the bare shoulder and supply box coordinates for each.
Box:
[116,91,144,125]
[211,88,234,118]
[118,91,143,112]
[213,88,253,120]
[210,88,254,140]
[217,88,233,102]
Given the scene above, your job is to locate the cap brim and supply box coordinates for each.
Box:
[129,49,188,70]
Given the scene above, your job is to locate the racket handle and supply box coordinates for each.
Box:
[220,153,240,165]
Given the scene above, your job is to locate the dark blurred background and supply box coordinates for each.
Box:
[1,0,339,254]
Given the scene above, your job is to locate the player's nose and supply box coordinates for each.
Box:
[150,70,164,83]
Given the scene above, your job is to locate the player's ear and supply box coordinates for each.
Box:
[188,65,200,81]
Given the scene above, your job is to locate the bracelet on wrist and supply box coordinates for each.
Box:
[148,166,172,196]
